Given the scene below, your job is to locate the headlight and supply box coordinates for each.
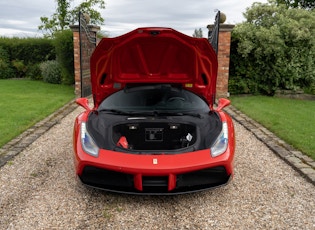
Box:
[81,122,99,157]
[210,122,228,157]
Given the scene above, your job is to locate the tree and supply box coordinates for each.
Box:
[192,28,203,38]
[70,0,105,26]
[275,0,315,9]
[38,0,105,37]
[38,0,70,36]
[230,2,315,95]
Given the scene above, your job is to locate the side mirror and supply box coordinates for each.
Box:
[76,98,91,111]
[216,98,230,112]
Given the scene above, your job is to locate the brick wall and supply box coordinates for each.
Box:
[70,25,100,96]
[208,24,235,98]
[71,29,80,95]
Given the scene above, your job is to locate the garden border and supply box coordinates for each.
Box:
[225,106,315,185]
[0,99,77,167]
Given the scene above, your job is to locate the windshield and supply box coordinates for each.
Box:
[98,85,210,113]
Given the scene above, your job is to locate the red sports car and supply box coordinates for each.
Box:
[73,27,235,194]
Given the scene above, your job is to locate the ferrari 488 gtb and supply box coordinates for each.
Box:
[73,27,235,194]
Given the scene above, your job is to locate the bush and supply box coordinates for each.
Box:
[53,30,74,85]
[11,60,27,78]
[40,60,61,84]
[304,83,315,95]
[230,2,315,95]
[27,64,42,80]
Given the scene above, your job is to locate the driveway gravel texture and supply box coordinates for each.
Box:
[0,106,314,230]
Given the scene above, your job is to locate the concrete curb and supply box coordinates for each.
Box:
[1,101,314,186]
[0,99,78,168]
[225,106,315,186]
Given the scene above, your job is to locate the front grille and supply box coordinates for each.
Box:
[79,166,230,194]
[80,166,135,192]
[174,166,230,193]
[142,176,169,193]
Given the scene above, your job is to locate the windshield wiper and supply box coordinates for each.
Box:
[147,111,202,118]
[99,109,155,117]
[98,109,132,115]
[165,112,202,118]
[98,109,202,118]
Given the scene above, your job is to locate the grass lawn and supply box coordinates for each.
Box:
[230,96,315,160]
[0,79,75,148]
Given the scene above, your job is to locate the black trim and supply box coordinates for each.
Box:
[79,166,231,195]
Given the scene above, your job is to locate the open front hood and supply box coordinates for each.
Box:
[90,27,218,107]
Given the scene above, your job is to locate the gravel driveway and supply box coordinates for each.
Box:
[0,107,314,230]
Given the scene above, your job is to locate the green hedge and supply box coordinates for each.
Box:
[0,47,14,79]
[0,33,74,85]
[0,37,55,64]
[0,37,55,79]
[229,2,315,95]
[53,30,74,85]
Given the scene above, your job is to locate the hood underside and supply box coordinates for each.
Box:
[90,27,218,107]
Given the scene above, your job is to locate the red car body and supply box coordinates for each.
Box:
[73,27,235,194]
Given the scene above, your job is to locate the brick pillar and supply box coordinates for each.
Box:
[70,25,100,96]
[69,25,81,95]
[207,24,235,98]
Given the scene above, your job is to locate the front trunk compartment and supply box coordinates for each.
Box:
[113,122,197,151]
[87,112,222,153]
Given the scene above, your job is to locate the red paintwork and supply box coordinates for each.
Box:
[73,109,235,192]
[73,27,235,193]
[216,98,231,112]
[75,98,91,111]
[90,27,218,108]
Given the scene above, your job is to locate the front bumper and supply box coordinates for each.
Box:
[79,165,231,194]
[74,144,234,194]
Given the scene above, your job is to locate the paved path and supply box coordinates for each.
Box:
[0,102,314,229]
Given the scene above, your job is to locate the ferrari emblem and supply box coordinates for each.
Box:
[153,158,158,165]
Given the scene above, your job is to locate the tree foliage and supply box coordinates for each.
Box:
[192,28,203,38]
[275,0,315,10]
[70,0,105,25]
[39,0,105,37]
[230,2,315,95]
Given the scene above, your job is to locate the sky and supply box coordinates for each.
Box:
[0,0,268,38]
